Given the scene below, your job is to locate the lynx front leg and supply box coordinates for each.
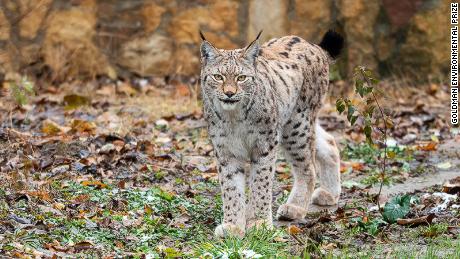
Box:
[246,148,277,230]
[215,158,246,238]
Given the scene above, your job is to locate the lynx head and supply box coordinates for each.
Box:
[200,31,262,111]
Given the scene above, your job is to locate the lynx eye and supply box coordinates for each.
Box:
[213,74,224,81]
[236,75,247,82]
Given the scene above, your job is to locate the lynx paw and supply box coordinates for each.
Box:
[276,204,307,221]
[247,219,273,230]
[312,188,338,206]
[214,223,245,238]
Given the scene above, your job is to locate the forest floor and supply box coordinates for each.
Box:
[0,77,459,258]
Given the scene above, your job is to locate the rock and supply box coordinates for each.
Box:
[248,0,288,42]
[172,47,200,75]
[118,34,173,76]
[0,0,451,79]
[289,0,332,42]
[0,9,10,40]
[42,1,113,80]
[18,0,53,39]
[382,0,423,29]
[338,0,380,74]
[168,1,239,45]
[141,2,166,33]
[398,1,449,79]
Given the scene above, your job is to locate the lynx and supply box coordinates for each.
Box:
[199,30,344,237]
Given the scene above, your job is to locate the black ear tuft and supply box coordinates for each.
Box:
[319,30,344,59]
[241,30,263,63]
[255,30,263,41]
[199,30,207,41]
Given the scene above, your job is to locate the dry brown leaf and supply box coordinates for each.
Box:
[24,190,53,202]
[144,204,153,215]
[397,214,436,227]
[45,240,68,252]
[277,173,291,180]
[70,119,96,134]
[53,202,65,210]
[202,172,218,180]
[81,180,107,189]
[443,176,460,194]
[351,162,365,171]
[72,241,94,252]
[287,225,302,235]
[117,82,137,96]
[339,164,348,173]
[174,83,191,97]
[63,94,90,110]
[416,142,437,151]
[42,119,64,135]
[321,242,337,251]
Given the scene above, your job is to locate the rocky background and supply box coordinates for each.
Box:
[0,0,450,81]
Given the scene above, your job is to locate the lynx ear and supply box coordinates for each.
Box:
[241,30,263,63]
[200,31,219,62]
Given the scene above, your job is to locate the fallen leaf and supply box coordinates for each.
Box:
[41,119,65,135]
[38,205,63,216]
[397,214,436,227]
[443,177,460,194]
[144,204,153,215]
[81,180,107,189]
[416,142,437,151]
[448,226,460,235]
[321,242,337,251]
[351,162,365,171]
[71,119,96,134]
[24,190,53,202]
[202,172,218,180]
[277,173,291,180]
[174,83,191,97]
[99,143,116,154]
[436,162,452,170]
[63,94,90,110]
[51,165,70,175]
[117,82,137,96]
[287,225,302,235]
[342,180,366,190]
[72,241,93,252]
[96,85,116,96]
[53,202,65,210]
[44,240,68,252]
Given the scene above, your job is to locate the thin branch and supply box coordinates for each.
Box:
[359,68,388,213]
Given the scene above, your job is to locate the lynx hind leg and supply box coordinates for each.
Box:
[276,117,316,220]
[312,123,341,206]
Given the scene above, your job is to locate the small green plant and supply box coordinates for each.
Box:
[336,66,392,211]
[9,76,35,107]
[382,194,414,223]
[349,216,387,236]
[419,223,449,238]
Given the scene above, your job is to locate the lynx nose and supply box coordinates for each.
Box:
[224,91,235,98]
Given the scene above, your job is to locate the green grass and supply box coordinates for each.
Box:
[194,226,289,258]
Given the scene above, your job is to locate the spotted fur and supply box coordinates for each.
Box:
[200,30,344,237]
